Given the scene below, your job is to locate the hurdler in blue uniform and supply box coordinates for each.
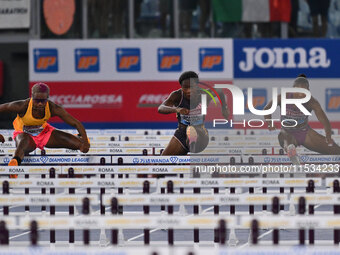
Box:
[158,71,229,155]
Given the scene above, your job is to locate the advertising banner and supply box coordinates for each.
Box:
[0,0,30,29]
[29,39,233,81]
[234,39,338,78]
[29,39,340,128]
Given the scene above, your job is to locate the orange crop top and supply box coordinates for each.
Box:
[13,98,51,136]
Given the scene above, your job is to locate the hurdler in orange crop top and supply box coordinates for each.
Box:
[13,98,51,136]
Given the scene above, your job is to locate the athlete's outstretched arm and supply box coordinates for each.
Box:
[0,100,27,143]
[0,100,27,114]
[158,91,189,115]
[50,102,90,150]
[263,94,281,130]
[310,98,333,144]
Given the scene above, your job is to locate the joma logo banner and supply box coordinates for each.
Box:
[234,40,338,78]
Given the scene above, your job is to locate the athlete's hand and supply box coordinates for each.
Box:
[80,140,90,153]
[222,106,229,119]
[176,108,190,115]
[266,122,276,131]
[0,134,4,143]
[325,136,334,146]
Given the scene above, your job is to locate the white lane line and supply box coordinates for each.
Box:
[126,206,215,242]
[239,204,323,248]
[0,205,22,212]
[9,231,32,240]
[239,229,274,248]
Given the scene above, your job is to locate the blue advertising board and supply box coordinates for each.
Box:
[234,39,338,78]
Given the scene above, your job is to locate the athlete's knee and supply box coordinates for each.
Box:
[188,127,208,153]
[328,144,340,155]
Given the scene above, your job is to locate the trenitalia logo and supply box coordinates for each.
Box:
[201,85,311,116]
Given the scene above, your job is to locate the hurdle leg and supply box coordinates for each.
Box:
[144,229,150,245]
[299,229,305,245]
[2,181,9,216]
[230,187,235,215]
[279,184,284,211]
[334,203,340,244]
[180,174,184,194]
[334,229,340,245]
[82,198,90,245]
[41,174,46,212]
[273,229,279,245]
[87,175,92,194]
[25,174,29,213]
[307,180,315,245]
[168,229,174,246]
[118,174,123,214]
[30,221,38,246]
[161,187,165,211]
[68,168,75,245]
[167,181,174,214]
[334,180,340,244]
[262,187,267,211]
[215,184,223,243]
[50,202,55,245]
[111,230,118,245]
[100,174,106,215]
[110,197,119,245]
[49,168,56,245]
[0,221,9,245]
[84,230,90,245]
[214,187,219,214]
[272,197,280,245]
[249,187,254,214]
[193,186,201,244]
[143,181,150,245]
[309,229,314,245]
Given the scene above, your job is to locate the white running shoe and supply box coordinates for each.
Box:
[186,126,198,144]
[287,144,301,165]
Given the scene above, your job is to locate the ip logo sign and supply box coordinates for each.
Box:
[326,88,340,112]
[158,48,182,72]
[199,48,223,72]
[116,48,141,72]
[34,48,58,73]
[243,88,267,113]
[75,48,99,72]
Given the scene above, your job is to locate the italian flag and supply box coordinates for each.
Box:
[213,0,291,23]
